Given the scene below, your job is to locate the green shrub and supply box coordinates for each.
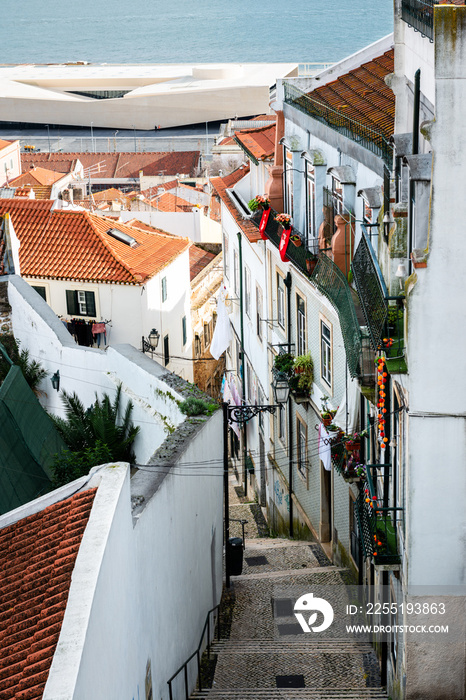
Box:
[179,396,217,416]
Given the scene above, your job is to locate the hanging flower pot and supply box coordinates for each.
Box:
[290,234,302,247]
[345,440,361,452]
[306,257,317,274]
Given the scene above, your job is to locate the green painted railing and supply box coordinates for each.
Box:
[356,468,402,566]
[283,82,393,169]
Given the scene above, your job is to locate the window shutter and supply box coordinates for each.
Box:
[85,291,96,317]
[66,290,79,315]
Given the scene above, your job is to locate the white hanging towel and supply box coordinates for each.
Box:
[210,294,233,360]
[319,423,332,472]
[333,379,360,435]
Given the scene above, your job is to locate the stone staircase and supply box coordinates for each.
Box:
[191,692,388,699]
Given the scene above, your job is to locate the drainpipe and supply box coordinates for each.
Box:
[284,271,293,537]
[237,231,248,498]
[409,69,421,271]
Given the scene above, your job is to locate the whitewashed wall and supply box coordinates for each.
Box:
[7,275,186,464]
[120,209,222,243]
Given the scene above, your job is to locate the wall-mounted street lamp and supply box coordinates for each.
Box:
[223,389,288,588]
[51,370,60,392]
[142,328,160,355]
[383,210,394,240]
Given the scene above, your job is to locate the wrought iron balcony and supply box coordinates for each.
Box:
[250,208,362,378]
[355,468,402,567]
[401,0,438,40]
[352,229,387,351]
[283,82,393,169]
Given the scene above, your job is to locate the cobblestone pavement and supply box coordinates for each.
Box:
[192,474,388,700]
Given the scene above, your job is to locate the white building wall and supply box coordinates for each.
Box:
[0,139,21,186]
[42,409,223,699]
[7,275,187,464]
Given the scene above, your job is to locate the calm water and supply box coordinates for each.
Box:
[5,0,393,64]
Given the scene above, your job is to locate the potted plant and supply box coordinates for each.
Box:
[274,212,292,228]
[248,194,270,212]
[344,429,368,452]
[290,233,302,247]
[273,352,294,377]
[343,455,366,482]
[289,353,314,398]
[306,253,318,274]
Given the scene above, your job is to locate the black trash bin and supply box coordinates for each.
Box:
[227,537,243,576]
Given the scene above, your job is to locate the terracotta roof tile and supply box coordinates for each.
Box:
[0,199,190,284]
[21,152,201,179]
[234,122,276,162]
[210,165,261,244]
[308,49,395,141]
[10,167,64,188]
[153,192,193,212]
[0,489,96,700]
[189,245,215,281]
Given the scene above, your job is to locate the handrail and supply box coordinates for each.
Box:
[167,603,221,700]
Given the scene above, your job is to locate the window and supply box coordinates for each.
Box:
[244,266,251,317]
[66,290,96,317]
[233,249,239,295]
[305,162,316,242]
[161,277,167,302]
[204,322,211,348]
[321,319,332,386]
[284,148,294,216]
[296,415,308,479]
[195,333,201,357]
[182,316,187,346]
[32,285,47,301]
[277,273,285,329]
[163,334,170,366]
[256,284,263,341]
[223,234,229,278]
[296,294,306,356]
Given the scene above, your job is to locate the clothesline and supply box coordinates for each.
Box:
[60,317,112,348]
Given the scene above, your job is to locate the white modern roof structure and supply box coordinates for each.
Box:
[0,63,298,129]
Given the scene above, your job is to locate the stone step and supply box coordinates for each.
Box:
[209,639,375,654]
[191,690,388,699]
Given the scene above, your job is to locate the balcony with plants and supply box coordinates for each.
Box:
[273,351,314,403]
[355,466,403,568]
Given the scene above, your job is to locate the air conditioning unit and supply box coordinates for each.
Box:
[72,187,84,200]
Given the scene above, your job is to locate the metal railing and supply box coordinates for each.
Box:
[352,229,388,351]
[401,0,438,40]
[167,604,220,700]
[356,468,403,566]
[284,82,393,169]
[251,207,362,378]
[284,82,393,170]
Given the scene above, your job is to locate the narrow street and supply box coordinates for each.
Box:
[192,474,388,700]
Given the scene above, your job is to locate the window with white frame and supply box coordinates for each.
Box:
[332,176,344,214]
[277,272,285,329]
[244,266,251,317]
[233,249,239,295]
[224,234,229,278]
[256,284,263,341]
[305,162,316,242]
[66,289,96,317]
[284,148,294,216]
[296,294,306,356]
[320,319,332,387]
[296,414,308,479]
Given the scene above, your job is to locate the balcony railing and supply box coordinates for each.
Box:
[352,229,388,351]
[251,208,362,378]
[401,0,438,40]
[283,82,393,169]
[355,468,402,567]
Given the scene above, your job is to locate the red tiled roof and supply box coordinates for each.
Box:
[153,192,193,212]
[0,489,96,700]
[189,245,215,281]
[308,49,395,141]
[10,167,64,188]
[21,152,201,179]
[0,199,190,284]
[234,122,276,163]
[210,164,261,244]
[92,188,129,203]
